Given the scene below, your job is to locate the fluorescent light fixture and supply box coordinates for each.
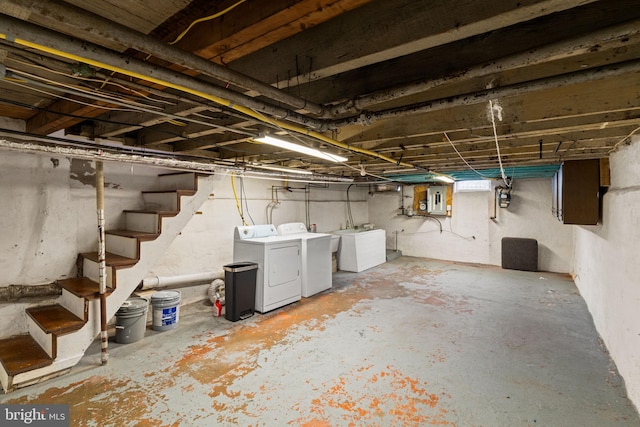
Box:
[434,174,455,183]
[255,135,347,163]
[250,163,312,175]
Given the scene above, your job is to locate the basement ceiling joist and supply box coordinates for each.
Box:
[0,0,638,181]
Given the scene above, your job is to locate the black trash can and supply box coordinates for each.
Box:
[223,262,258,321]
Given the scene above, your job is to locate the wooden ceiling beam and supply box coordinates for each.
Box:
[231,0,600,87]
[166,0,374,65]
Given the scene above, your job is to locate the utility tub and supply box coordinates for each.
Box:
[332,228,386,272]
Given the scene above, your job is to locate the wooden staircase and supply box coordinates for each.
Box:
[0,172,213,393]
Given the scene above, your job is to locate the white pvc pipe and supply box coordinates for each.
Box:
[140,271,223,290]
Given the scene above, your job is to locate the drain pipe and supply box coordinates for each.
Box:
[0,15,326,131]
[0,0,324,116]
[0,16,419,169]
[140,272,223,291]
[96,160,108,365]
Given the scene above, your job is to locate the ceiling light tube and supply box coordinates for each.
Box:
[434,174,455,183]
[255,135,347,163]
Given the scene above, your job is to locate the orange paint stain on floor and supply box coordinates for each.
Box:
[4,376,169,427]
[293,364,455,426]
[2,259,460,426]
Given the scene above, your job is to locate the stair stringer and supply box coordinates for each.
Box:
[5,174,214,390]
[74,173,214,354]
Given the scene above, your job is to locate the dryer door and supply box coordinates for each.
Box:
[263,243,301,310]
[268,245,299,287]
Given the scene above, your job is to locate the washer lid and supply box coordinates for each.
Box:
[277,222,308,236]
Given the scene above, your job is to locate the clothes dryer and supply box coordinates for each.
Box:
[233,224,302,313]
[277,222,332,297]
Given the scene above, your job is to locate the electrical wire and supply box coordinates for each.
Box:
[169,0,247,45]
[488,100,510,187]
[443,132,492,179]
[608,125,640,153]
[305,186,311,229]
[231,173,248,225]
[3,79,140,112]
[8,55,171,104]
[8,68,164,110]
[346,184,355,229]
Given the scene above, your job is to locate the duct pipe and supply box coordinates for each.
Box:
[334,59,640,127]
[0,16,419,170]
[0,0,325,116]
[140,272,224,291]
[328,19,640,117]
[0,15,327,131]
[0,133,356,183]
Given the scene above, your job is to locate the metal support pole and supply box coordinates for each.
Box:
[96,161,108,365]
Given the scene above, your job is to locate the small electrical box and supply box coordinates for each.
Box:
[427,186,447,215]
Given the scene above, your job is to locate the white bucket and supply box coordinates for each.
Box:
[150,290,181,331]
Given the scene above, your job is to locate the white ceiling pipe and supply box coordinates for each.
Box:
[0,0,325,116]
[140,271,223,291]
[0,134,355,183]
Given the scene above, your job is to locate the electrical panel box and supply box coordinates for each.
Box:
[427,186,447,215]
[412,184,453,216]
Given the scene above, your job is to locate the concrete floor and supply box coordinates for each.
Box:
[2,257,639,426]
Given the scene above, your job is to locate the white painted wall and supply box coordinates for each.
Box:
[149,176,369,277]
[573,136,640,409]
[370,178,574,272]
[0,151,369,336]
[0,151,159,335]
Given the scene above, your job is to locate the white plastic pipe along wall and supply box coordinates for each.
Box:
[140,271,223,290]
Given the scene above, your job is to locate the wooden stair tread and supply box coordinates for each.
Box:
[106,229,159,241]
[56,277,111,299]
[0,335,52,376]
[81,252,137,267]
[26,305,85,335]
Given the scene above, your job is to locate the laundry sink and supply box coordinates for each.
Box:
[331,228,386,272]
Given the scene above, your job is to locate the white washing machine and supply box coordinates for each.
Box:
[277,222,332,297]
[233,224,302,313]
